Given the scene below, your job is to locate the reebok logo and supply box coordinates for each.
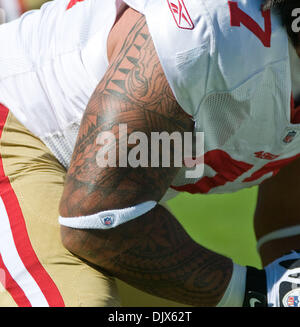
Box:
[167,0,194,30]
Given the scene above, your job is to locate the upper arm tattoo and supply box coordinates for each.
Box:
[60,14,193,217]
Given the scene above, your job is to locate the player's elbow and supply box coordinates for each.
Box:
[59,225,94,263]
[59,223,121,273]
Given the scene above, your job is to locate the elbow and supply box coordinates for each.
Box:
[59,222,116,273]
[59,224,96,265]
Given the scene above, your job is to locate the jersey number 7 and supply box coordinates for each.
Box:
[228,1,272,48]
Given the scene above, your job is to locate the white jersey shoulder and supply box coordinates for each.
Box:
[0,0,120,166]
[126,0,289,114]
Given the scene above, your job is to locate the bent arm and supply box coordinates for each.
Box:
[61,204,232,306]
[59,10,232,306]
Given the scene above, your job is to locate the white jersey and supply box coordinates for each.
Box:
[0,0,300,199]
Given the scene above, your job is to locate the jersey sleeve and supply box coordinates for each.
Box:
[123,0,213,117]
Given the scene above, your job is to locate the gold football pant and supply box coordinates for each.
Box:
[0,104,120,307]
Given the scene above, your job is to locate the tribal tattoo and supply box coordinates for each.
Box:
[59,10,233,306]
[61,204,233,306]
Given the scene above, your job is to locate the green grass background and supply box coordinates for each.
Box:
[117,187,262,306]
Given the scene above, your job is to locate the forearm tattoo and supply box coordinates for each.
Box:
[60,13,233,306]
[61,205,233,307]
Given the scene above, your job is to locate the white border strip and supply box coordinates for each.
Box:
[257,225,300,251]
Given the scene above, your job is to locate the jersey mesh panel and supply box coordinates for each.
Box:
[201,93,250,148]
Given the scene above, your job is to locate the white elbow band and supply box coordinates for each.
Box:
[58,201,157,229]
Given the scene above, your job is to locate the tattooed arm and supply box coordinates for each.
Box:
[59,8,233,306]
